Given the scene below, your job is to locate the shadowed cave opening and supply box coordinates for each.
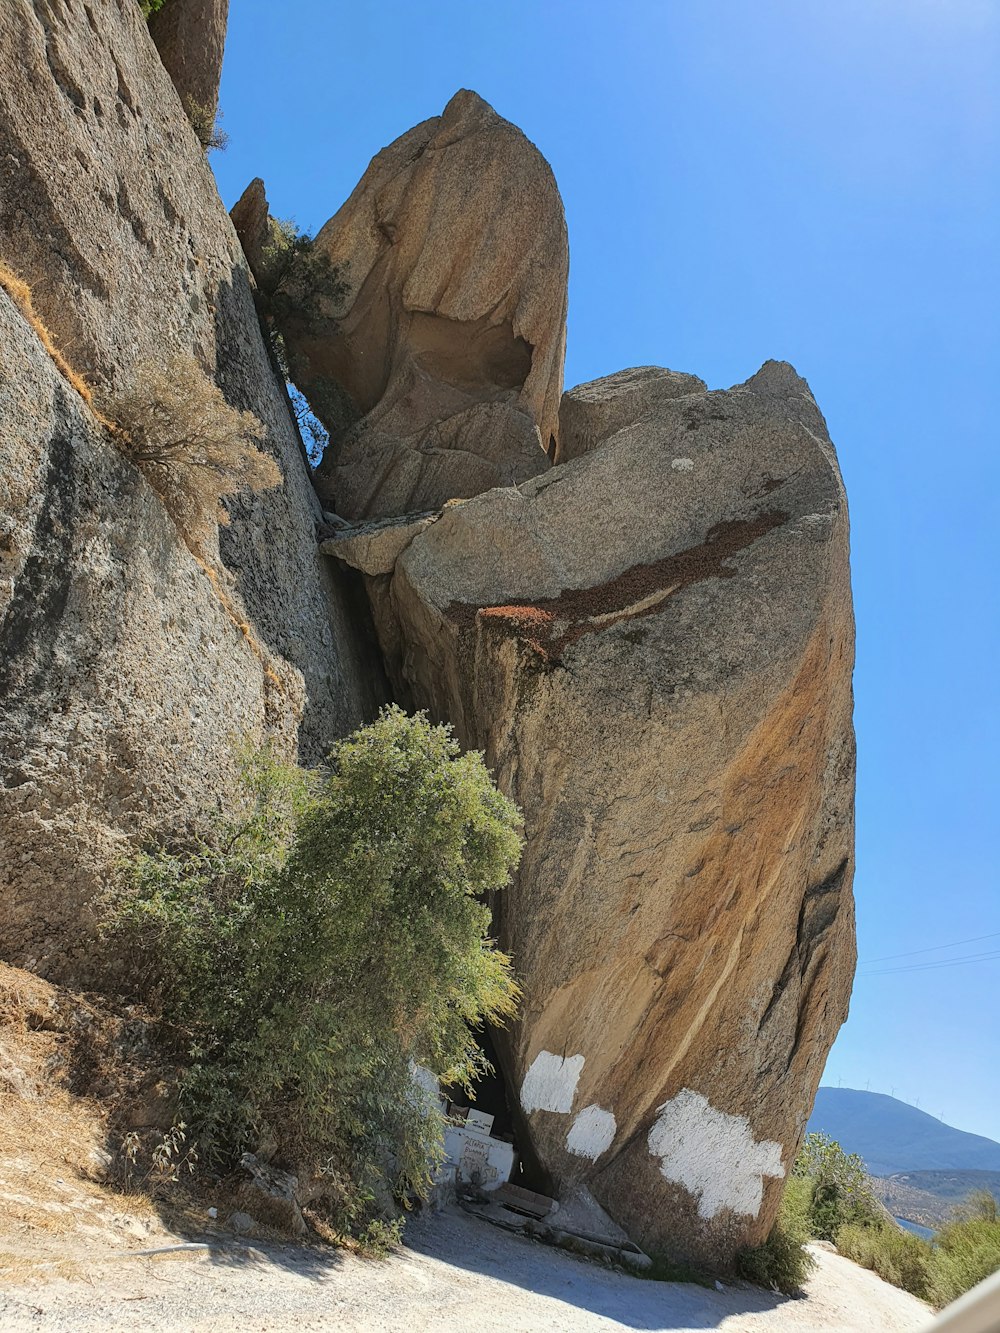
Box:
[446,1025,554,1197]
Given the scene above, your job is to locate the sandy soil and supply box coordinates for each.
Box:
[0,1205,935,1332]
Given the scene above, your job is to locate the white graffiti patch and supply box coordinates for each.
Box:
[566,1105,617,1160]
[647,1088,785,1220]
[520,1051,584,1114]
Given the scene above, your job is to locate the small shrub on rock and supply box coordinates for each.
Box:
[109,353,280,553]
[259,218,313,293]
[101,708,522,1239]
[183,95,229,152]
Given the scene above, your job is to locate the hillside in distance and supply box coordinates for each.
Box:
[808,1087,1000,1177]
[872,1170,1000,1229]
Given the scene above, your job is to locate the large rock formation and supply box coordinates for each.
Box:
[0,0,384,976]
[0,3,855,1271]
[555,365,707,464]
[149,0,230,122]
[328,360,856,1265]
[272,89,567,519]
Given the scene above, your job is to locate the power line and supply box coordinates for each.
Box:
[860,930,1000,966]
[861,948,1000,977]
[863,949,1000,976]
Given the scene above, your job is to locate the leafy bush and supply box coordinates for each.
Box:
[109,353,280,553]
[139,0,169,16]
[101,708,522,1237]
[793,1132,882,1239]
[949,1188,999,1225]
[183,96,229,152]
[259,218,313,294]
[836,1221,930,1299]
[782,1133,1000,1308]
[736,1174,816,1294]
[927,1193,1000,1308]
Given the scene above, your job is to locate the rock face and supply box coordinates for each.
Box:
[556,366,707,464]
[0,9,856,1272]
[230,177,272,292]
[149,0,230,121]
[272,90,567,519]
[332,360,856,1265]
[0,0,384,976]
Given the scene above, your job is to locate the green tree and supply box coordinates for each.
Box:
[793,1131,882,1239]
[102,708,522,1235]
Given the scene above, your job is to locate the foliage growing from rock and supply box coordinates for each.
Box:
[138,0,169,16]
[109,353,280,553]
[100,709,522,1237]
[259,218,313,293]
[183,95,229,152]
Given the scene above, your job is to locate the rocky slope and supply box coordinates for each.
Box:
[0,0,385,977]
[1,2,857,1273]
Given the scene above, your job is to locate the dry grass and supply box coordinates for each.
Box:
[108,353,281,555]
[105,354,289,691]
[194,555,286,691]
[0,260,112,429]
[0,963,174,1265]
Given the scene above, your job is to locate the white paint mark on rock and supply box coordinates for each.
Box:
[671,458,694,472]
[566,1105,617,1160]
[520,1051,584,1114]
[647,1088,784,1220]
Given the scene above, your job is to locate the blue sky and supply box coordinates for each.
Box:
[213,1,1000,1140]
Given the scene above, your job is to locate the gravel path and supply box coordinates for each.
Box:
[0,1206,934,1332]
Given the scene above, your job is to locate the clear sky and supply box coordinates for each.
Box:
[213,1,1000,1140]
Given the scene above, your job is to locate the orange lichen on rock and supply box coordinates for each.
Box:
[0,261,110,425]
[455,510,789,664]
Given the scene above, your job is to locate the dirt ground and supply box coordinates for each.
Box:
[0,1205,934,1332]
[0,962,935,1330]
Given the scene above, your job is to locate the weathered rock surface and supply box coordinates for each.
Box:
[149,0,230,121]
[320,513,438,578]
[230,177,272,291]
[556,366,707,464]
[0,0,384,976]
[272,89,567,518]
[332,360,856,1265]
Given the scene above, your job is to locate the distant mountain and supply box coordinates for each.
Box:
[808,1087,1000,1177]
[871,1170,1000,1229]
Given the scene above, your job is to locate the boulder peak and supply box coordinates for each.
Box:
[271,92,569,518]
